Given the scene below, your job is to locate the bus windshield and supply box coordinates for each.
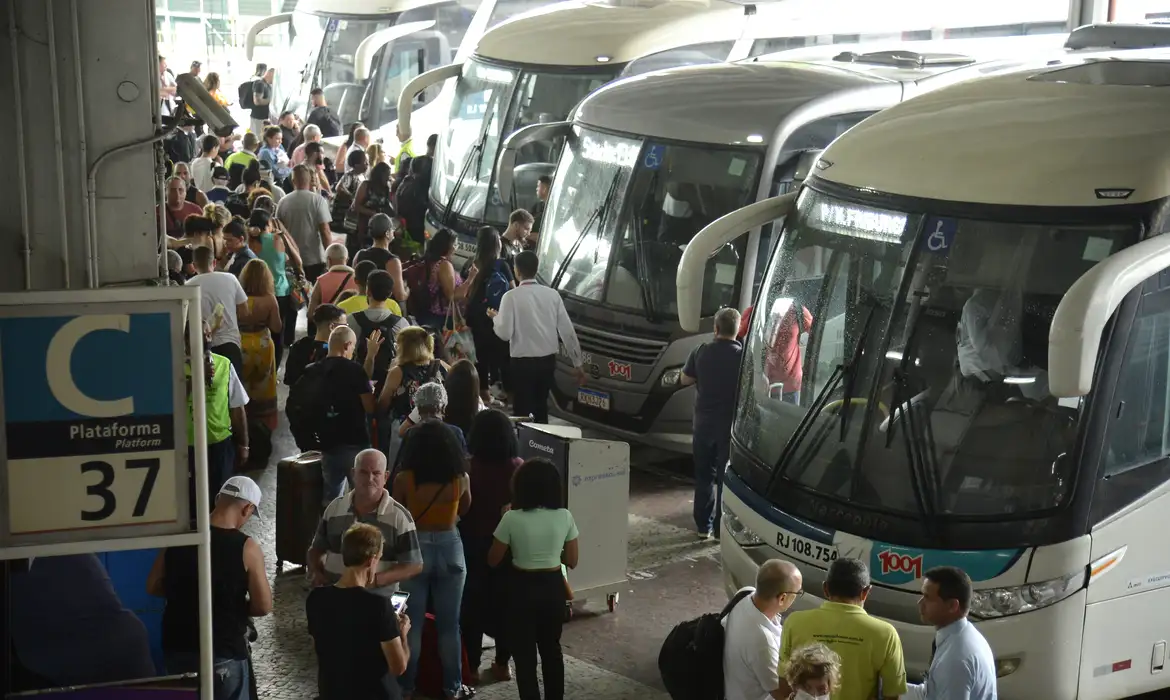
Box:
[736,187,1138,519]
[432,62,614,225]
[318,16,397,125]
[539,127,762,319]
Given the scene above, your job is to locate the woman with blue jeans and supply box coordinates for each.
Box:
[392,420,473,700]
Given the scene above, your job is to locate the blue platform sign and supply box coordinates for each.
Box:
[0,290,192,549]
[643,144,666,171]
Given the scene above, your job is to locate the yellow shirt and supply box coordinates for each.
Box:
[779,602,907,700]
[338,294,401,317]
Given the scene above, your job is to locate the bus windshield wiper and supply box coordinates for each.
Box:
[767,297,880,490]
[835,296,880,441]
[550,169,623,290]
[442,128,489,225]
[631,211,657,323]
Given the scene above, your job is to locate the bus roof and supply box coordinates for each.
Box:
[472,0,743,66]
[813,57,1170,207]
[294,0,464,16]
[572,54,1004,147]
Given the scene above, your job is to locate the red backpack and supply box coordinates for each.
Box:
[403,259,432,320]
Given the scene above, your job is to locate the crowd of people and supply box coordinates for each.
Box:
[722,558,995,700]
[155,59,594,700]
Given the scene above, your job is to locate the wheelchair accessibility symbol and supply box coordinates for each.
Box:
[643,144,665,171]
[922,217,956,255]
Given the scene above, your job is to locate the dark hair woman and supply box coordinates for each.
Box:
[459,409,521,684]
[415,229,478,333]
[246,207,302,364]
[488,457,578,700]
[444,359,482,437]
[351,161,394,263]
[462,226,514,404]
[392,421,472,700]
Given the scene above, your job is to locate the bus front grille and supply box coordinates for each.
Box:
[575,323,669,366]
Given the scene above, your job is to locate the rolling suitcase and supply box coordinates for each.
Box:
[275,451,325,570]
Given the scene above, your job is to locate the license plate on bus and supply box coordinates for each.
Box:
[776,530,838,565]
[577,388,610,411]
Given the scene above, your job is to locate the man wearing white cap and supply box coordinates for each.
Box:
[148,475,273,700]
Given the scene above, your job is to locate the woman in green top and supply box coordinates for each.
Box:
[246,207,301,366]
[488,458,579,700]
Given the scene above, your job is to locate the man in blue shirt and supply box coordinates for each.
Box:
[907,566,997,700]
[680,307,742,539]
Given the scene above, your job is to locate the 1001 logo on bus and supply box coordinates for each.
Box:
[877,549,923,580]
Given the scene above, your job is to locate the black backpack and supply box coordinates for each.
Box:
[658,588,754,700]
[353,310,402,394]
[238,79,256,110]
[285,361,339,451]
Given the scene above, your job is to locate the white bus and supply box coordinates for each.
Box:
[680,53,1170,700]
[244,0,552,128]
[494,29,1086,452]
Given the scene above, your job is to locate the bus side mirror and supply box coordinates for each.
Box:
[1050,234,1170,397]
[677,192,797,332]
[396,62,463,141]
[497,121,571,204]
[245,13,292,62]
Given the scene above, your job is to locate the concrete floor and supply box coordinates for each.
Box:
[239,332,723,698]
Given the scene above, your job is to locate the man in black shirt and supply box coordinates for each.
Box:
[285,304,347,386]
[250,66,274,137]
[306,87,342,139]
[307,522,410,700]
[680,307,742,540]
[532,175,551,235]
[313,325,376,502]
[148,475,272,700]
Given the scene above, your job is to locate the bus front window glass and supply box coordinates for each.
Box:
[605,144,760,317]
[432,60,517,219]
[486,0,557,28]
[738,188,1138,518]
[487,70,614,222]
[319,18,395,125]
[536,127,639,300]
[619,41,735,78]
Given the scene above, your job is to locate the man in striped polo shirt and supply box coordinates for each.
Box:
[307,449,422,594]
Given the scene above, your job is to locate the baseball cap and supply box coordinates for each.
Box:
[218,475,263,516]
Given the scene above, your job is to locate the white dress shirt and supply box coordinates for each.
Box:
[902,617,996,700]
[722,589,783,700]
[493,279,584,366]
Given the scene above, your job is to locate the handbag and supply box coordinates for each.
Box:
[287,268,311,309]
[442,303,477,365]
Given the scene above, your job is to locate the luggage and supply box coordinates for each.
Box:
[658,588,754,700]
[275,451,325,570]
[416,612,475,698]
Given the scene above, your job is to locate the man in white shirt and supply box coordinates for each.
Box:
[277,165,334,281]
[724,560,803,700]
[190,134,220,192]
[488,250,585,423]
[186,246,248,375]
[903,567,996,700]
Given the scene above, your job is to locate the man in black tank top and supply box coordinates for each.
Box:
[148,476,273,700]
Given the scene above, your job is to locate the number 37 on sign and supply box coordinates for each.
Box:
[7,452,176,535]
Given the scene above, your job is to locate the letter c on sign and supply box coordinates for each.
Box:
[46,315,135,417]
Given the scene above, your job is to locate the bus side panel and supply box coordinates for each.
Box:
[1079,497,1170,699]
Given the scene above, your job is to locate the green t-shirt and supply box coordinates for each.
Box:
[493,508,578,570]
[779,602,907,700]
[224,150,257,173]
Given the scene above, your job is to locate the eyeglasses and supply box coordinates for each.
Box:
[781,590,805,600]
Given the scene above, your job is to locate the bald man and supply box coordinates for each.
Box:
[306,326,377,503]
[723,560,804,700]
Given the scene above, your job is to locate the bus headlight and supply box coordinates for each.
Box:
[969,570,1084,619]
[661,367,683,386]
[722,503,764,547]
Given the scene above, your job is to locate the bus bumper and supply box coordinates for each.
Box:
[547,374,696,453]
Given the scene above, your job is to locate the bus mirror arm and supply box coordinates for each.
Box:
[1050,233,1170,397]
[397,62,463,141]
[676,192,797,332]
[245,13,293,62]
[496,121,571,204]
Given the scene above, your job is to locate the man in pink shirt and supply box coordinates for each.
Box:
[291,124,322,166]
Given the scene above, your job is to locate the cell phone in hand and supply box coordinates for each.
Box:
[391,591,409,614]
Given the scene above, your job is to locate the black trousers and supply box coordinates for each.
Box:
[470,317,510,393]
[461,533,510,672]
[276,294,297,366]
[211,342,244,377]
[303,263,327,338]
[511,355,556,423]
[508,569,566,700]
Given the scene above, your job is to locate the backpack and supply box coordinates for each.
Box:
[353,310,402,394]
[474,260,511,314]
[238,79,256,110]
[224,192,251,219]
[403,260,433,321]
[285,361,340,451]
[658,588,754,700]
